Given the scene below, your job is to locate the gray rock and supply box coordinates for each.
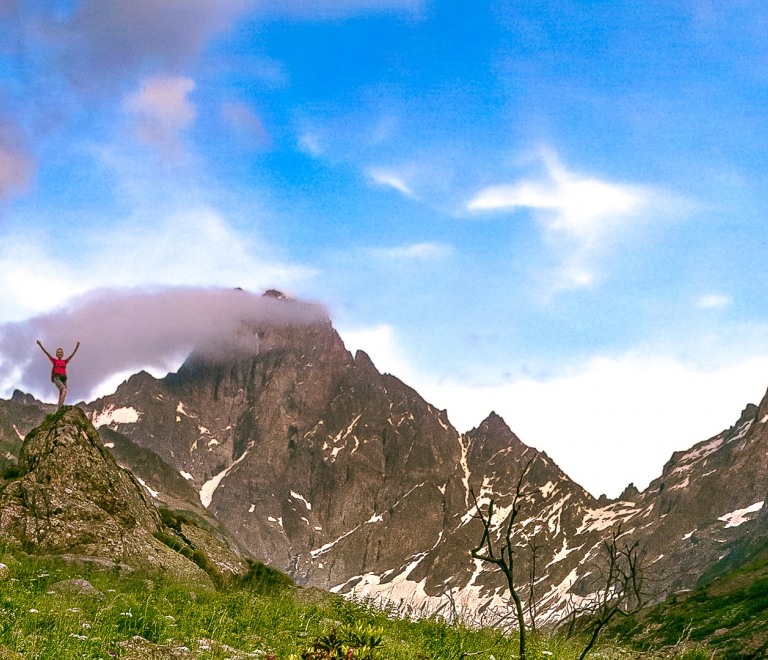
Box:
[49,578,104,599]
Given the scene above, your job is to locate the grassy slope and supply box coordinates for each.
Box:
[610,555,768,660]
[0,541,638,660]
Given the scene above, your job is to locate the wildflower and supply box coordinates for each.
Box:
[28,609,38,613]
[69,633,88,640]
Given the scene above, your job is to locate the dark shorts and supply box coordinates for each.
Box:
[53,375,67,391]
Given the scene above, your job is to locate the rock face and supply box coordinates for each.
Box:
[3,295,768,623]
[0,407,240,588]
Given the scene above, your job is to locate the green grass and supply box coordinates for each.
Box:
[609,556,768,659]
[0,541,649,660]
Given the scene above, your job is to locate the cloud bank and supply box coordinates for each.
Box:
[0,287,327,402]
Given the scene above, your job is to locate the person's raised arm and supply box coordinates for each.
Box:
[66,341,80,361]
[36,340,53,360]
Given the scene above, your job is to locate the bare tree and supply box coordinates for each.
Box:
[471,457,536,660]
[561,526,649,660]
[526,532,541,634]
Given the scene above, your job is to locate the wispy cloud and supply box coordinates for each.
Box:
[468,152,659,293]
[368,168,414,197]
[298,132,323,157]
[372,242,453,260]
[0,115,35,200]
[126,76,197,160]
[697,294,732,309]
[221,102,269,147]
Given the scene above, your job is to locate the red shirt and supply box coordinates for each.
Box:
[49,357,69,375]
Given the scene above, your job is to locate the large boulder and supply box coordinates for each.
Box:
[0,407,212,587]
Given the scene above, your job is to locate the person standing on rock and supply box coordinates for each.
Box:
[36,340,80,409]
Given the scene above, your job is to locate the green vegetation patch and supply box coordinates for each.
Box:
[610,557,768,659]
[0,541,652,660]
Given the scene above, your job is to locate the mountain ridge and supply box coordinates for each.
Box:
[2,297,767,625]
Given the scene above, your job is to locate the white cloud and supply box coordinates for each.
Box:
[372,242,453,260]
[0,207,314,323]
[697,294,732,309]
[468,156,644,241]
[368,168,414,197]
[340,324,768,499]
[467,153,657,293]
[126,76,197,159]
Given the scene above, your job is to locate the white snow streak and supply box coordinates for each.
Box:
[290,491,313,511]
[718,501,764,528]
[199,444,252,508]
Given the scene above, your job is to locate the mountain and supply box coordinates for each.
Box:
[2,293,768,624]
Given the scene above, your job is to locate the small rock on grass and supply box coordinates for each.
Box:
[117,636,192,659]
[49,578,104,600]
[0,563,10,581]
[117,636,262,659]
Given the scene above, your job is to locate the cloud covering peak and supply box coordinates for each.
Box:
[0,287,328,402]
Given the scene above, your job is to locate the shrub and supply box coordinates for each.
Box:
[1,464,23,480]
[677,649,711,660]
[237,560,293,595]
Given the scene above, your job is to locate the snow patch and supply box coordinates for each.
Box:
[546,538,583,567]
[670,477,690,491]
[248,504,255,513]
[458,434,472,506]
[678,437,724,464]
[718,501,764,528]
[92,406,140,428]
[104,442,115,448]
[136,477,159,498]
[199,444,252,508]
[12,424,24,440]
[179,471,193,481]
[539,481,556,498]
[290,491,313,510]
[577,501,639,534]
[176,402,189,416]
[682,530,695,540]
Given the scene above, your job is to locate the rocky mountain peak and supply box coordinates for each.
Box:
[262,289,289,299]
[10,389,46,407]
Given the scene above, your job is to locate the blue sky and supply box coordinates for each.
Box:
[2,0,768,496]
